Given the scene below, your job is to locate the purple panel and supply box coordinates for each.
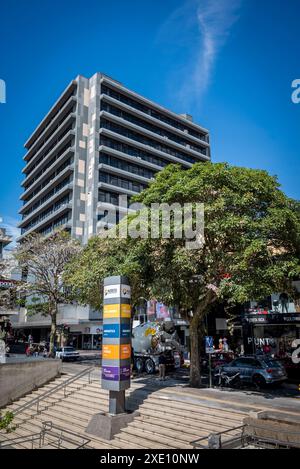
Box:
[102,366,119,381]
[120,366,130,381]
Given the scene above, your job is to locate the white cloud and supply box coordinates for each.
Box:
[158,0,243,108]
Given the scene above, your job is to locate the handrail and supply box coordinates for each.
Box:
[190,424,246,449]
[13,365,94,417]
[0,420,91,449]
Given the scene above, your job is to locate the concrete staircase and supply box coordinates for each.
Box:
[0,372,246,449]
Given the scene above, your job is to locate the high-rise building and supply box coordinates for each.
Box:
[18,73,210,242]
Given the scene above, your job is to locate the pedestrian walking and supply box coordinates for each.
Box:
[158,352,166,381]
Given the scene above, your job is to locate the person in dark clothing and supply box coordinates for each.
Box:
[158,352,166,381]
[279,292,289,314]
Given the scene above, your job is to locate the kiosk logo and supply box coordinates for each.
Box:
[0,79,6,104]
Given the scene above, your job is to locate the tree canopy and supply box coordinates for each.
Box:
[65,162,300,386]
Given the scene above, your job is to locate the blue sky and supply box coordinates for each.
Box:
[0,0,299,240]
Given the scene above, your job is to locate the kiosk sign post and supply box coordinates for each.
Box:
[102,276,132,414]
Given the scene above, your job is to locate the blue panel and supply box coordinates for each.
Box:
[103,323,120,339]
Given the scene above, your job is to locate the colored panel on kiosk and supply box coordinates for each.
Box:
[121,303,131,318]
[102,366,119,381]
[120,366,130,381]
[103,324,120,339]
[103,303,131,319]
[103,304,120,318]
[120,344,131,359]
[120,323,131,339]
[102,344,119,360]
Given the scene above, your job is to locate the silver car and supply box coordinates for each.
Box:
[217,355,287,388]
[55,346,80,361]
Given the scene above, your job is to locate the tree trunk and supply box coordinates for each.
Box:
[49,304,57,355]
[189,313,202,388]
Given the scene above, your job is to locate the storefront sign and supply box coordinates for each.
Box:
[247,337,276,347]
[245,313,300,324]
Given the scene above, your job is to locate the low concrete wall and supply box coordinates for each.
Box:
[0,359,61,408]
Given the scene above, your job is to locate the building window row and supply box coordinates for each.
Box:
[22,175,72,219]
[23,156,73,204]
[101,102,207,154]
[101,119,201,165]
[24,139,74,188]
[99,153,156,180]
[98,190,132,206]
[97,210,121,224]
[100,136,171,168]
[25,122,74,175]
[99,171,147,193]
[101,84,208,142]
[21,194,71,234]
[26,100,76,157]
[26,86,76,151]
[38,213,72,237]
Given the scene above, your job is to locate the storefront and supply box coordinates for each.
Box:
[242,312,300,356]
[68,324,103,350]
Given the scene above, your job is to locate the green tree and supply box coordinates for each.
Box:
[15,231,81,354]
[65,162,300,387]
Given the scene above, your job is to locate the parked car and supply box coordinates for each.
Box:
[215,355,287,388]
[55,346,80,361]
[201,352,235,372]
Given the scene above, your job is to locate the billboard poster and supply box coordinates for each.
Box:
[156,302,170,319]
[147,300,156,317]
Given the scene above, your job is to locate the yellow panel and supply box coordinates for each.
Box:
[103,304,120,318]
[102,344,119,360]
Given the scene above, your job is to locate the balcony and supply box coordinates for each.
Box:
[100,112,210,161]
[99,163,151,184]
[20,164,74,211]
[22,147,74,200]
[19,202,72,239]
[101,93,210,147]
[23,112,76,168]
[24,95,76,158]
[99,128,195,168]
[19,183,73,226]
[99,144,164,172]
[22,127,75,182]
[98,182,138,197]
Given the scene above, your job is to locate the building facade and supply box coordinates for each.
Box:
[18,72,210,242]
[16,73,210,348]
